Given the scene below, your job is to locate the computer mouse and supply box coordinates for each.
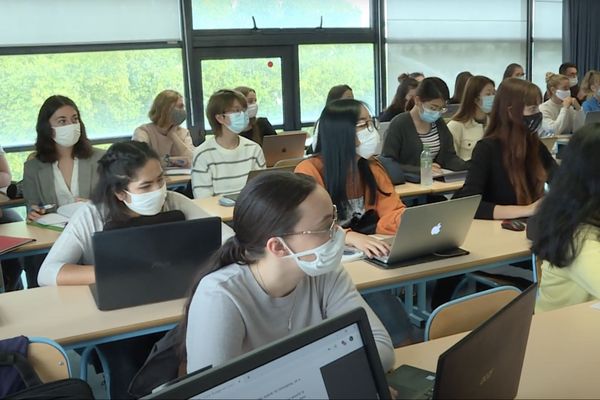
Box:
[218,196,236,207]
[501,219,526,232]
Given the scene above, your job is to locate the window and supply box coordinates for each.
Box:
[191,0,371,30]
[532,0,563,92]
[299,44,375,123]
[385,0,527,100]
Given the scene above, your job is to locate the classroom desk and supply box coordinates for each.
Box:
[392,301,600,399]
[0,221,61,260]
[0,194,26,209]
[192,196,234,222]
[394,180,464,199]
[0,286,183,350]
[165,174,191,188]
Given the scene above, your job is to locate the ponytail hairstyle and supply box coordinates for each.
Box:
[91,141,161,224]
[179,171,318,361]
[315,99,389,221]
[545,72,568,93]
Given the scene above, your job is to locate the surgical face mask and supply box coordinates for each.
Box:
[479,95,495,113]
[356,127,380,159]
[279,227,345,277]
[170,108,187,125]
[569,77,578,88]
[522,112,543,135]
[123,184,167,216]
[419,105,442,123]
[53,123,81,147]
[555,89,571,100]
[246,103,258,118]
[224,111,249,134]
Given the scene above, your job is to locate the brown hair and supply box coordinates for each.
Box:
[545,72,568,92]
[206,89,248,136]
[148,90,182,128]
[234,86,262,143]
[449,71,473,103]
[35,95,94,163]
[580,70,600,96]
[452,75,495,123]
[484,78,546,204]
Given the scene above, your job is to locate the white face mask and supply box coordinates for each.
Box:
[278,227,345,277]
[569,77,578,88]
[356,128,380,159]
[555,89,571,100]
[123,184,167,216]
[246,103,258,118]
[53,123,81,147]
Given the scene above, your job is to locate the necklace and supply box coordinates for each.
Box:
[251,264,298,331]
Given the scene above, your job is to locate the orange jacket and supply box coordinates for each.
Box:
[295,157,405,235]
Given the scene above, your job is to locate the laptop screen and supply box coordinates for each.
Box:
[146,309,389,399]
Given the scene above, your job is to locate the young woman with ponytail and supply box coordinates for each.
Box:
[183,171,395,374]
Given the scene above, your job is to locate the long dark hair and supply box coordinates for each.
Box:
[531,125,600,267]
[485,78,546,204]
[326,84,352,104]
[179,172,318,360]
[452,75,495,123]
[35,95,93,163]
[384,77,419,115]
[91,141,161,224]
[315,99,388,221]
[503,63,523,80]
[449,71,473,103]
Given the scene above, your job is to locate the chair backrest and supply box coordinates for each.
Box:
[273,157,306,168]
[532,253,543,284]
[27,337,70,382]
[425,286,521,341]
[377,122,391,155]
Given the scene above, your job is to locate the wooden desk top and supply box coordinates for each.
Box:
[393,301,600,398]
[346,220,530,290]
[192,197,234,222]
[0,222,62,253]
[394,180,464,198]
[0,286,185,346]
[165,174,191,186]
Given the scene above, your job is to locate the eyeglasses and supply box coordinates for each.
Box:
[423,103,448,113]
[280,205,338,239]
[356,118,379,132]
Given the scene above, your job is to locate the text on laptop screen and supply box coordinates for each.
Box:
[194,323,379,399]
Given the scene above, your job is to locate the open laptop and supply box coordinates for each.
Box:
[144,308,392,399]
[90,217,221,311]
[222,165,296,202]
[388,283,537,399]
[371,195,481,268]
[584,110,600,125]
[262,132,307,167]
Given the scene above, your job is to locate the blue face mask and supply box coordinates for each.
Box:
[419,105,442,123]
[479,95,495,113]
[224,111,249,134]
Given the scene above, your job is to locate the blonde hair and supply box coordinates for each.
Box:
[545,72,568,91]
[148,90,182,128]
[581,70,600,96]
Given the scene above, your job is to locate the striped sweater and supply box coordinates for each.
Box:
[191,136,266,198]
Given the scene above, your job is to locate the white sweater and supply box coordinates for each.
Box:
[539,99,585,136]
[186,263,395,374]
[447,119,485,161]
[191,136,265,198]
[37,191,234,286]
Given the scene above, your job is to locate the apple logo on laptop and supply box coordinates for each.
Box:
[431,223,442,236]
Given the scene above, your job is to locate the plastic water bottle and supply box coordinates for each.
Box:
[420,145,433,186]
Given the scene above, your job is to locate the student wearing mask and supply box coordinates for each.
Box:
[310,84,355,152]
[454,78,557,220]
[448,75,496,161]
[296,99,405,258]
[544,62,583,103]
[532,124,600,312]
[448,71,473,104]
[379,77,419,122]
[234,86,276,145]
[191,89,265,199]
[581,70,600,114]
[24,95,104,222]
[539,73,585,136]
[133,90,194,168]
[382,77,468,175]
[37,141,232,398]
[184,171,395,374]
[503,63,525,80]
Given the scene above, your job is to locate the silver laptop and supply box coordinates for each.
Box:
[373,195,481,267]
[262,132,307,167]
[584,111,600,125]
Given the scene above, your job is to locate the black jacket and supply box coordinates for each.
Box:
[453,137,558,219]
[381,112,468,174]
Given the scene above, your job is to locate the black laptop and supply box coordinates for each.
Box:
[388,284,537,399]
[144,308,392,399]
[90,217,221,311]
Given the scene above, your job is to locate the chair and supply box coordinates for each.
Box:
[27,337,71,382]
[424,286,521,341]
[273,157,306,168]
[532,253,543,285]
